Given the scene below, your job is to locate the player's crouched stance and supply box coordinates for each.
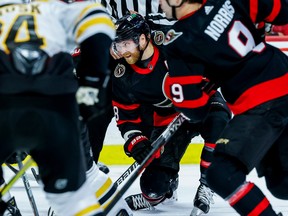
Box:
[123,91,231,216]
[111,13,231,215]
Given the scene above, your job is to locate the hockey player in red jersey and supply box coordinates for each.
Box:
[160,0,288,215]
[111,13,231,215]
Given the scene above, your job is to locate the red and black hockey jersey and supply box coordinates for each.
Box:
[112,46,178,139]
[164,0,288,119]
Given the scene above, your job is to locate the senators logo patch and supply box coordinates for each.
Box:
[153,31,165,45]
[114,64,126,78]
[71,47,81,57]
[163,29,183,45]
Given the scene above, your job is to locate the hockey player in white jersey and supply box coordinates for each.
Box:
[0,1,131,216]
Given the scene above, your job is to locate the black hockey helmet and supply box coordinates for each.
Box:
[115,13,151,44]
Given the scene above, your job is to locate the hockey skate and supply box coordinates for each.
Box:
[4,197,22,216]
[125,193,155,210]
[190,183,214,216]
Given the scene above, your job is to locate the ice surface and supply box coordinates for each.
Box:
[3,164,287,216]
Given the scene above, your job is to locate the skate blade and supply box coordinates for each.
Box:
[190,207,204,216]
[161,197,178,206]
[148,206,156,211]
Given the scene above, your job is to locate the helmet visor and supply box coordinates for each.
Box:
[113,39,138,55]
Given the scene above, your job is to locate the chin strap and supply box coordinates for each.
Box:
[166,0,186,19]
[172,6,177,19]
[137,36,151,61]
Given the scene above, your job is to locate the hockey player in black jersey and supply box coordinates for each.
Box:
[111,13,231,215]
[69,0,172,174]
[160,0,288,215]
[0,1,123,215]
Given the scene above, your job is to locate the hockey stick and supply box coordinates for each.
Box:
[16,153,40,216]
[103,113,187,215]
[31,168,41,184]
[114,161,139,186]
[6,159,52,215]
[5,163,38,183]
[114,114,190,187]
[0,157,34,197]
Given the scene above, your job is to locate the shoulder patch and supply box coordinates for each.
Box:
[163,29,183,45]
[114,64,126,78]
[153,31,165,46]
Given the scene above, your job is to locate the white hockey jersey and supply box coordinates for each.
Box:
[0,0,115,95]
[0,0,115,56]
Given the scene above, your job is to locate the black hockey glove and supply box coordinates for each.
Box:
[124,133,161,163]
[76,74,110,122]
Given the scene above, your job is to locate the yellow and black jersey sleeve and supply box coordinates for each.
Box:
[60,2,115,45]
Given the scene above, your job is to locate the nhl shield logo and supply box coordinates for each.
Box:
[163,29,183,45]
[153,31,165,45]
[114,64,126,78]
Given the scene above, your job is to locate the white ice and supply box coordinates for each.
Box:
[3,164,288,216]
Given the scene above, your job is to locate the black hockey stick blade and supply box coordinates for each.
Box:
[103,113,187,215]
